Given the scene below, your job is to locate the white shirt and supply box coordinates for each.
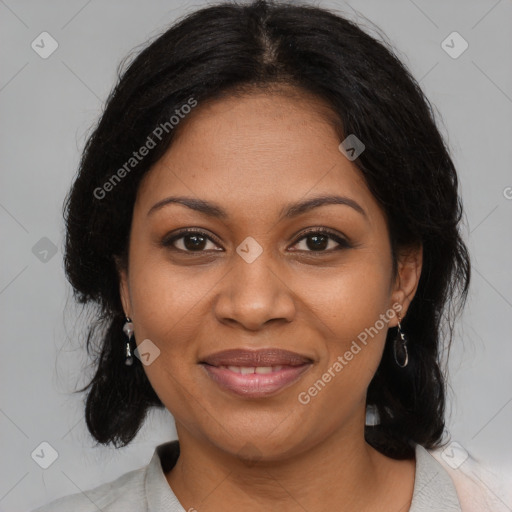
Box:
[32,440,465,511]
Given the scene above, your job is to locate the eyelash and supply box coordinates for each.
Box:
[161,227,351,254]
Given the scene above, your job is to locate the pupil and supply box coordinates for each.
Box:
[307,234,327,251]
[184,234,206,251]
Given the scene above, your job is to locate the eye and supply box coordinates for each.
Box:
[290,228,350,252]
[161,227,351,254]
[162,229,223,253]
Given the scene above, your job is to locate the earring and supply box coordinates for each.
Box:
[123,317,134,366]
[393,313,409,368]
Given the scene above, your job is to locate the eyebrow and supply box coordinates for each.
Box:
[147,194,367,220]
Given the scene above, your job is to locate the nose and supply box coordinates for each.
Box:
[213,250,296,331]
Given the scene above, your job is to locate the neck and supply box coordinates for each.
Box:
[165,418,414,511]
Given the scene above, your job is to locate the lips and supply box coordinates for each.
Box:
[199,348,313,398]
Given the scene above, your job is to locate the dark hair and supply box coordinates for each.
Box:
[65,0,470,459]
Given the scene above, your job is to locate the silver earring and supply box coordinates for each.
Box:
[123,317,134,366]
[393,313,409,368]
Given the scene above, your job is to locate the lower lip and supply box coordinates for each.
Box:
[201,364,312,398]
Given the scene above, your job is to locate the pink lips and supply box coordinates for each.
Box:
[200,348,313,398]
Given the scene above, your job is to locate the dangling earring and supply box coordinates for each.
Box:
[123,317,134,366]
[393,312,409,368]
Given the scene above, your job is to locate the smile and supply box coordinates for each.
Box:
[218,365,285,374]
[199,348,314,398]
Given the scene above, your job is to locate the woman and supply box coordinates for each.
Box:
[33,0,498,510]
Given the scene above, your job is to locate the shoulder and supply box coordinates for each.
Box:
[31,464,147,512]
[411,444,462,511]
[424,444,511,512]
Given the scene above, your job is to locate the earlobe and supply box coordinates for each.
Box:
[389,244,423,326]
[115,256,131,318]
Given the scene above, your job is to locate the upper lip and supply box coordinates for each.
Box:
[200,348,313,367]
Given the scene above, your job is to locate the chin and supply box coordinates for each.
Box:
[201,421,311,463]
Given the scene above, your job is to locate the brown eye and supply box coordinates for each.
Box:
[162,229,223,253]
[291,229,350,252]
[161,228,350,254]
[180,233,209,251]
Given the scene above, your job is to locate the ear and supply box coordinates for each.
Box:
[388,243,422,327]
[114,255,132,319]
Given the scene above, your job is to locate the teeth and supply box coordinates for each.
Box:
[255,367,273,374]
[220,365,284,374]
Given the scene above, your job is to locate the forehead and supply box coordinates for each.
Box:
[135,89,374,220]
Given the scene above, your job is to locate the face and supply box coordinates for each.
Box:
[119,87,422,461]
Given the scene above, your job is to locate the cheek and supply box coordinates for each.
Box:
[126,255,206,418]
[305,248,393,334]
[303,250,393,390]
[128,251,206,339]
[125,254,209,400]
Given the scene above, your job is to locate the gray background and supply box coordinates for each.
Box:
[1,0,511,510]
